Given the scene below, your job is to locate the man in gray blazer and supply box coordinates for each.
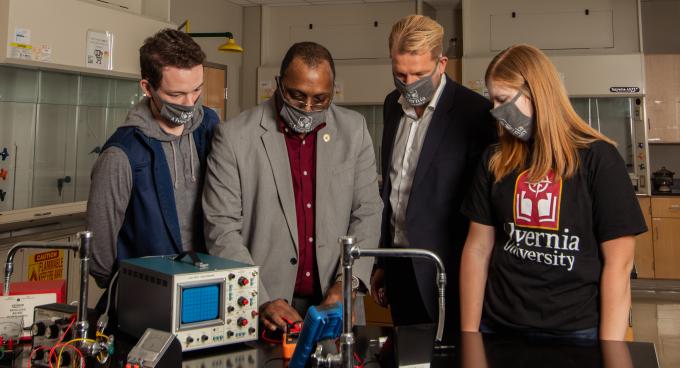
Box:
[203,42,382,331]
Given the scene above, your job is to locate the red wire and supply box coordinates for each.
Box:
[48,315,77,368]
[51,343,85,368]
[27,346,49,368]
[260,329,283,344]
[353,352,364,368]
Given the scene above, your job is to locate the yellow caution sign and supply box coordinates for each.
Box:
[27,250,64,281]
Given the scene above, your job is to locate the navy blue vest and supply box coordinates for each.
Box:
[102,106,219,263]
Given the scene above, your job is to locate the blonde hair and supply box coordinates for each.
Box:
[485,44,615,183]
[389,15,443,58]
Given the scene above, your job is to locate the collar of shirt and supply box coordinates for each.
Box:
[398,73,447,120]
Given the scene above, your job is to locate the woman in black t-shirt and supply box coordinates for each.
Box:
[459,44,647,340]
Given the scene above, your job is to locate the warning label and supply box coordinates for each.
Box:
[27,250,64,281]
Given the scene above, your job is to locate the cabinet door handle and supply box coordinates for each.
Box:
[654,225,659,240]
[669,204,680,211]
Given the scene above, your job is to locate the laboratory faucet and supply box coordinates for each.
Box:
[312,236,447,367]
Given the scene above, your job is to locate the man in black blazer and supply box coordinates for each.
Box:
[371,15,496,344]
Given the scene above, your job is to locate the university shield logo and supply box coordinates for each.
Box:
[513,170,562,230]
[405,89,420,101]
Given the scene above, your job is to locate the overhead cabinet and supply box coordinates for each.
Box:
[0,66,141,212]
[490,10,614,51]
[645,54,680,143]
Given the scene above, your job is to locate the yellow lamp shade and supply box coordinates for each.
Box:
[218,38,243,53]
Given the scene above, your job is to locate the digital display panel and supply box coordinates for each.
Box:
[181,284,220,324]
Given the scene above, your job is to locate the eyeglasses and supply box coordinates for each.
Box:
[277,78,333,112]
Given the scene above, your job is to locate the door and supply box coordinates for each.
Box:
[75,76,111,201]
[652,217,680,279]
[202,66,227,121]
[592,97,635,175]
[0,66,38,211]
[635,197,654,278]
[645,54,680,143]
[570,97,636,175]
[74,77,141,202]
[32,72,78,207]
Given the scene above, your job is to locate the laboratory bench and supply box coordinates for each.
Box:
[1,325,659,367]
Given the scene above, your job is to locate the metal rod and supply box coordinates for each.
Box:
[3,241,79,295]
[339,237,355,368]
[75,231,92,340]
[187,32,234,39]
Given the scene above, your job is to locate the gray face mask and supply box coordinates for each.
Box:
[150,88,202,126]
[276,80,328,134]
[490,90,534,142]
[393,62,440,107]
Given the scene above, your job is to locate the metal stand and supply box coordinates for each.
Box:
[3,230,113,363]
[311,236,447,367]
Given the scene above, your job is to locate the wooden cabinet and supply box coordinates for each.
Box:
[645,54,680,143]
[651,196,680,279]
[635,197,654,278]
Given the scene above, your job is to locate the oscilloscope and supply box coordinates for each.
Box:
[117,253,259,351]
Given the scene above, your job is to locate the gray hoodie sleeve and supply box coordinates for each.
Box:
[86,147,132,289]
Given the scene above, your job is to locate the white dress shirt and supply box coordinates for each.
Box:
[389,74,447,247]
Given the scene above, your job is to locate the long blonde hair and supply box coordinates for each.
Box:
[486,44,614,183]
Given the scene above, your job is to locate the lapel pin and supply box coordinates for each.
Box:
[323,134,331,142]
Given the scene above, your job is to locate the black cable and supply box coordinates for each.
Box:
[264,357,286,367]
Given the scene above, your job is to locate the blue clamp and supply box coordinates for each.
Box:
[0,148,8,161]
[289,302,343,368]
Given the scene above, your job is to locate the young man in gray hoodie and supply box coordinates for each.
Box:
[86,29,219,297]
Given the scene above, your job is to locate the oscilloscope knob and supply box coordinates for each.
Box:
[31,321,47,337]
[237,318,248,327]
[46,324,60,339]
[238,276,249,286]
[237,297,249,306]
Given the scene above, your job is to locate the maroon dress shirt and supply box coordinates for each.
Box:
[278,117,326,297]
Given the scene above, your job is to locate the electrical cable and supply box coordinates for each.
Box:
[354,352,364,367]
[57,338,96,366]
[53,342,85,368]
[264,357,286,367]
[47,315,76,368]
[27,346,50,368]
[95,331,111,363]
[97,271,119,333]
[260,329,283,344]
